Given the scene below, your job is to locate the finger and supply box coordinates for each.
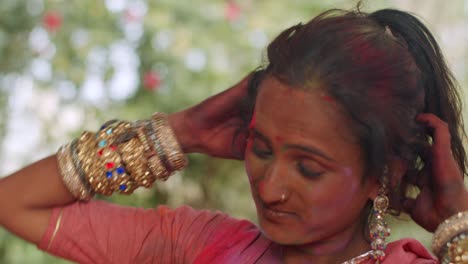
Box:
[416,113,451,155]
[416,113,461,184]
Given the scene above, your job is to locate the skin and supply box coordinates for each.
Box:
[244,76,380,263]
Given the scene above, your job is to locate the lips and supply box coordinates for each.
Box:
[260,203,296,222]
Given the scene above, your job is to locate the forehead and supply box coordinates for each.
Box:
[255,76,361,161]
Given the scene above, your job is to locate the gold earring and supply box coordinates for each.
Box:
[369,167,391,263]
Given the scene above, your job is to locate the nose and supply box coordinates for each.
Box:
[257,160,291,204]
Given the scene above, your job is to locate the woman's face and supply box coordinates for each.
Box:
[245,75,379,246]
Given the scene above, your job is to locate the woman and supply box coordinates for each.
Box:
[0,7,467,264]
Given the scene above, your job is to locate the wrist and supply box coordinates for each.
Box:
[167,111,201,154]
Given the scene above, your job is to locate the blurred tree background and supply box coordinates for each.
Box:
[0,0,466,263]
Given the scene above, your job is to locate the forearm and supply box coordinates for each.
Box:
[0,155,75,212]
[0,155,75,243]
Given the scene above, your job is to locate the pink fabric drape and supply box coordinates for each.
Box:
[37,200,437,263]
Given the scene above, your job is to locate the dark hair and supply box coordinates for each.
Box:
[240,7,467,212]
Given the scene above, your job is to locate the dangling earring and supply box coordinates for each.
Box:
[369,166,391,263]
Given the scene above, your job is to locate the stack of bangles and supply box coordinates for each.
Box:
[56,112,188,200]
[432,211,468,264]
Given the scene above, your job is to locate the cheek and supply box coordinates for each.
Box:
[306,171,363,214]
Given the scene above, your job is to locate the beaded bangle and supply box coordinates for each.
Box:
[92,121,137,195]
[432,211,468,258]
[440,231,468,264]
[75,131,115,195]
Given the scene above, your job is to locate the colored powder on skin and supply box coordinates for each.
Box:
[321,95,335,104]
[275,135,284,143]
[342,167,352,177]
[248,113,256,129]
[257,181,266,196]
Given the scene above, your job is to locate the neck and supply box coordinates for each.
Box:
[281,218,371,264]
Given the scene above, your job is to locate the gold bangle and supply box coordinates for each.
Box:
[76,122,136,195]
[75,131,115,195]
[151,113,188,173]
[93,121,137,194]
[135,120,157,157]
[117,130,155,188]
[69,139,94,199]
[135,120,170,180]
[433,211,468,257]
[56,144,92,200]
[144,119,171,180]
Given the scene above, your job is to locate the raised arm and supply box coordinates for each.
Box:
[0,74,251,247]
[0,111,192,244]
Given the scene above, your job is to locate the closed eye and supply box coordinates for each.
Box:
[252,145,272,159]
[297,159,324,179]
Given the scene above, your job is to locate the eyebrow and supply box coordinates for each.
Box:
[251,128,335,162]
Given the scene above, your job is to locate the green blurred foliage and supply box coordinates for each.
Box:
[0,0,462,263]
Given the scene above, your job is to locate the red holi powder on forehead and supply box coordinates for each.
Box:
[248,113,256,129]
[321,95,335,103]
[275,135,284,143]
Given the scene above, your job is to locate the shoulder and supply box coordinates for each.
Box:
[383,238,438,264]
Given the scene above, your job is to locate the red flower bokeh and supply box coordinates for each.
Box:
[224,1,241,22]
[43,11,63,32]
[143,71,161,90]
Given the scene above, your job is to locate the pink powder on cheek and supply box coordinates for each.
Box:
[343,167,353,177]
[306,168,359,221]
[257,180,266,196]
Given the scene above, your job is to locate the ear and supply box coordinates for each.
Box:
[367,157,408,200]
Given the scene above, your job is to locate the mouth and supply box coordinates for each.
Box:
[260,203,296,223]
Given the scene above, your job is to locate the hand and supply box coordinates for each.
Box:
[403,113,468,232]
[169,74,253,160]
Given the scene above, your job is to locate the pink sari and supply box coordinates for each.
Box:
[37,200,437,263]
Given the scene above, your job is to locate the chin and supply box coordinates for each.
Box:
[257,212,306,245]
